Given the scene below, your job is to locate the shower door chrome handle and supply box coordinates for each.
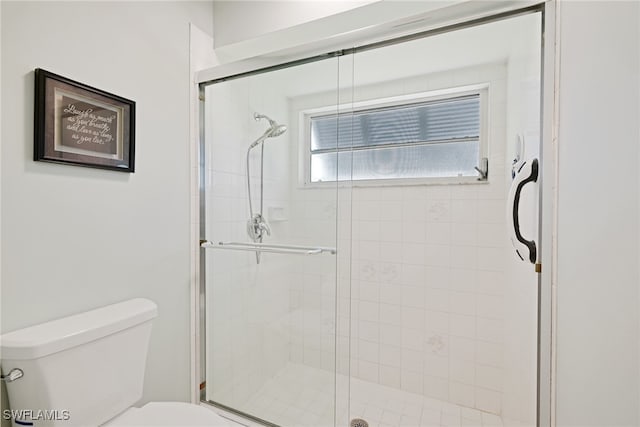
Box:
[507,158,538,264]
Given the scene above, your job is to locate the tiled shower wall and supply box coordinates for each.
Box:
[348,182,507,414]
[288,63,510,415]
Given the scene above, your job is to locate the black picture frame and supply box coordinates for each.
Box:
[34,68,136,172]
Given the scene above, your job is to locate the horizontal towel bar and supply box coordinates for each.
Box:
[200,240,337,256]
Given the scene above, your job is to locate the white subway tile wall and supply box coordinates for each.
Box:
[295,63,510,415]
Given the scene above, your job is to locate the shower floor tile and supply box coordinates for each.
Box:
[240,362,504,427]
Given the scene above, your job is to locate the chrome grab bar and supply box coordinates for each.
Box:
[200,240,336,255]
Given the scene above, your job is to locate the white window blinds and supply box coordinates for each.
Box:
[309,94,482,182]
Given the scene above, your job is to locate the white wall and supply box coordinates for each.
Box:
[0,0,4,420]
[1,0,213,409]
[555,1,640,426]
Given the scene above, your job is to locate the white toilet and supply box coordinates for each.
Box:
[0,298,232,426]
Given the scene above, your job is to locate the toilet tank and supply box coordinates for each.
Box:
[0,298,158,427]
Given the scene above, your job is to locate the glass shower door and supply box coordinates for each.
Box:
[201,56,350,426]
[344,11,543,427]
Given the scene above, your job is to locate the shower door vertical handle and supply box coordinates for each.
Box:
[507,158,538,264]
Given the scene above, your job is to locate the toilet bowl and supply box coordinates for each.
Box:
[0,299,230,427]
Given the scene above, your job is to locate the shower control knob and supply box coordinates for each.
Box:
[247,213,271,241]
[258,221,271,237]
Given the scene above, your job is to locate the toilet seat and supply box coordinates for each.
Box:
[104,402,234,426]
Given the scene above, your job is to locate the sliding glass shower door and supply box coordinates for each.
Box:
[343,11,543,427]
[200,6,545,427]
[201,56,353,426]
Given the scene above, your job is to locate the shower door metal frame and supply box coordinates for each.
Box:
[195,1,557,425]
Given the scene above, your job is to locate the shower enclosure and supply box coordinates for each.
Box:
[199,6,547,427]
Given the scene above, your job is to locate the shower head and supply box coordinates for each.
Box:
[248,113,287,149]
[269,123,287,137]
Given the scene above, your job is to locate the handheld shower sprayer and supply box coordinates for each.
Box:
[249,113,288,148]
[246,113,287,263]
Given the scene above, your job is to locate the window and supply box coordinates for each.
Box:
[305,86,487,183]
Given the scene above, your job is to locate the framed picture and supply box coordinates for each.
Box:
[34,68,136,172]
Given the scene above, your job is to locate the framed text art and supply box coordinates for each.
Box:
[34,69,136,172]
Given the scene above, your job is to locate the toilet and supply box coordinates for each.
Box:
[0,298,232,426]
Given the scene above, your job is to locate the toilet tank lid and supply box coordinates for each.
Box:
[0,298,158,360]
